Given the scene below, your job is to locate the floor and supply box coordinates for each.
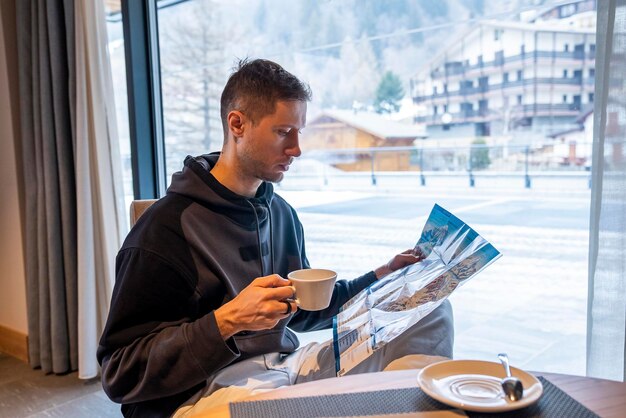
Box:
[0,353,120,418]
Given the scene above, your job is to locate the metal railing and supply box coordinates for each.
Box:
[429,50,595,79]
[283,142,603,191]
[415,103,586,124]
[414,77,593,102]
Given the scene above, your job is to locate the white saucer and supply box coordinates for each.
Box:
[417,359,543,413]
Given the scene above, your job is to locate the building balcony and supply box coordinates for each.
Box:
[429,51,595,80]
[415,103,583,125]
[414,76,594,103]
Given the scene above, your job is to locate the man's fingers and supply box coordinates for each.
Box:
[246,282,296,302]
[275,299,298,316]
[264,285,296,301]
[405,248,426,260]
[253,274,291,288]
[414,247,426,258]
[396,253,422,266]
[402,247,425,255]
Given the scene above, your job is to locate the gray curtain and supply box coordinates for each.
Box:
[16,0,78,374]
[587,0,626,381]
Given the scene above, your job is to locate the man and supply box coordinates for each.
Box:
[97,59,453,417]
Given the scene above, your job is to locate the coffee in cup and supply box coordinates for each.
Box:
[287,268,337,311]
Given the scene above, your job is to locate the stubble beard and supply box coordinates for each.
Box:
[239,150,284,184]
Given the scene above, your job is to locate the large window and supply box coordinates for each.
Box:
[127,0,597,375]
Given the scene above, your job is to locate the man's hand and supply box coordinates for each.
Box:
[214,274,298,340]
[374,248,425,280]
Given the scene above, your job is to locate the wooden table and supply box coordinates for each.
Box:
[191,369,626,417]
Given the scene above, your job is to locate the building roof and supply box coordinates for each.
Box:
[415,18,595,77]
[309,109,427,139]
[480,19,595,35]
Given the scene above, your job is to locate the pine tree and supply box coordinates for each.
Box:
[470,138,491,170]
[374,71,404,113]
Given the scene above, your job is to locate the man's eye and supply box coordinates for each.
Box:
[278,130,289,136]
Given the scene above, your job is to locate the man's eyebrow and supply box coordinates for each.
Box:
[275,124,303,129]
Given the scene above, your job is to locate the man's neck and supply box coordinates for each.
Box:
[210,157,260,198]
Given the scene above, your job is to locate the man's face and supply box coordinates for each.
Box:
[238,100,306,184]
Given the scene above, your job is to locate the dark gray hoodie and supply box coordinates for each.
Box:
[97,153,377,417]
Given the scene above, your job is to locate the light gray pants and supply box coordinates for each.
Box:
[174,300,453,417]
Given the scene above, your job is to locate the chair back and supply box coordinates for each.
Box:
[129,199,158,227]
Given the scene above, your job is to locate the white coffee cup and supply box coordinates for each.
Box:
[287,268,337,311]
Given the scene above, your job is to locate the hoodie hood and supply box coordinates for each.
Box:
[167,152,274,230]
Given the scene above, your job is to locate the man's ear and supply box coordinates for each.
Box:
[228,111,246,139]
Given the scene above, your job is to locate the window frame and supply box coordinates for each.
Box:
[121,0,167,199]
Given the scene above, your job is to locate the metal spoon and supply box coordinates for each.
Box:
[497,353,524,401]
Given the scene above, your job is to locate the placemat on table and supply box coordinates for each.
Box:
[230,376,599,418]
[467,377,599,418]
[230,387,452,418]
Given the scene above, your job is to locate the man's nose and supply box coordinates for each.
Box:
[287,134,301,158]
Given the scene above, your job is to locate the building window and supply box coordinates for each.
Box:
[589,93,594,102]
[503,72,509,82]
[495,50,504,64]
[517,70,523,80]
[564,69,568,78]
[434,105,438,115]
[517,95,523,104]
[561,3,577,17]
[589,68,595,77]
[563,94,568,103]
[443,104,448,113]
[564,44,569,52]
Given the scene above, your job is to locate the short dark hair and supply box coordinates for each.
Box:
[220,58,312,140]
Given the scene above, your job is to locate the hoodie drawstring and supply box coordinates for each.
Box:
[247,200,265,275]
[266,202,275,274]
[246,200,275,275]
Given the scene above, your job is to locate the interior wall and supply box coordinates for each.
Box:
[0,0,28,334]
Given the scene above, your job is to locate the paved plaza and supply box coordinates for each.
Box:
[278,186,590,376]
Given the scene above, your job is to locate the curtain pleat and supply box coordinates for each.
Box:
[16,0,75,374]
[587,0,626,381]
[47,0,79,371]
[16,0,35,367]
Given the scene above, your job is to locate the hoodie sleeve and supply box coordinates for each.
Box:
[97,248,240,404]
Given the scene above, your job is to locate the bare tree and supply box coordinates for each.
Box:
[159,1,239,174]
